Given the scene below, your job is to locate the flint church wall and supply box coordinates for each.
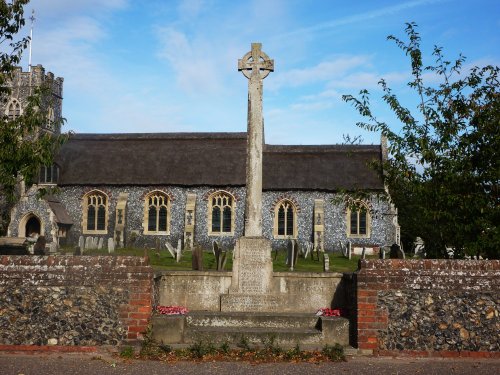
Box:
[9,185,396,252]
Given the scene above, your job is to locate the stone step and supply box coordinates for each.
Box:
[184,326,324,347]
[186,311,319,330]
[151,313,350,348]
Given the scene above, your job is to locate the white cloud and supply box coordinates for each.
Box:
[155,27,226,94]
[277,0,448,39]
[268,55,371,90]
[177,0,207,20]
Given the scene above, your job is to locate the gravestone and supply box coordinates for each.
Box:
[33,236,46,255]
[97,238,103,250]
[286,239,298,270]
[176,239,182,263]
[304,241,312,259]
[414,237,425,258]
[48,242,58,254]
[165,241,176,259]
[212,240,218,256]
[390,243,404,259]
[78,236,85,253]
[323,253,330,272]
[361,247,366,260]
[84,236,92,250]
[107,238,115,253]
[213,241,227,271]
[93,237,99,250]
[191,246,203,271]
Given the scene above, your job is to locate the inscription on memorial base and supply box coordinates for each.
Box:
[221,236,281,312]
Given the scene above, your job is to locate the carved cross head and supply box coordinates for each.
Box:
[238,42,274,80]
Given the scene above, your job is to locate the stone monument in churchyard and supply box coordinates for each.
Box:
[220,43,277,312]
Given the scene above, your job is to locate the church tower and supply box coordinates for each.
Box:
[0,64,64,135]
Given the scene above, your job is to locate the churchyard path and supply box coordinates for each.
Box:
[1,352,499,375]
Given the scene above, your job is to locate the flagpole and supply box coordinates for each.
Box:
[28,9,35,72]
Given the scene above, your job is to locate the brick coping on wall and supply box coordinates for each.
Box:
[356,259,500,356]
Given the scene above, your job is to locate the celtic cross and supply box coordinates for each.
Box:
[238,43,274,237]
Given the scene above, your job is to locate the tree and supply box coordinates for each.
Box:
[0,0,66,234]
[343,23,499,259]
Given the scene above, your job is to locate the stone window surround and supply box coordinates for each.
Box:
[273,199,298,239]
[38,164,59,185]
[5,98,22,120]
[82,190,109,235]
[346,201,371,238]
[142,190,171,235]
[207,190,236,236]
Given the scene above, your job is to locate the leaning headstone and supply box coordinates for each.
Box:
[323,253,330,272]
[212,241,219,257]
[214,241,227,271]
[340,241,347,258]
[361,247,366,260]
[304,242,311,259]
[97,238,103,250]
[107,238,115,253]
[165,241,176,259]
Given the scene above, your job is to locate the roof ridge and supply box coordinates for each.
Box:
[68,132,248,140]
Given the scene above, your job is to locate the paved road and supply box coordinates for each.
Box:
[1,352,499,375]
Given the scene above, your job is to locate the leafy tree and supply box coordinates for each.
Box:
[0,0,66,234]
[343,23,499,259]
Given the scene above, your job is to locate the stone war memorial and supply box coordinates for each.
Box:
[152,44,351,348]
[0,43,498,358]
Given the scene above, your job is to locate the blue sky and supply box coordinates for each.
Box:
[22,0,500,145]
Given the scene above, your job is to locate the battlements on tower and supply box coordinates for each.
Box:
[9,64,64,98]
[1,64,64,134]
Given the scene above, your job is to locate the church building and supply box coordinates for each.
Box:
[4,65,399,254]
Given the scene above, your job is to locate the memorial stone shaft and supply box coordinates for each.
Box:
[238,43,274,237]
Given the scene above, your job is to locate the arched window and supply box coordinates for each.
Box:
[144,191,170,234]
[6,99,21,120]
[208,191,235,235]
[347,202,370,237]
[82,190,108,234]
[273,199,297,238]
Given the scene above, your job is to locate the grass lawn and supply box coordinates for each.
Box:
[61,246,372,273]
